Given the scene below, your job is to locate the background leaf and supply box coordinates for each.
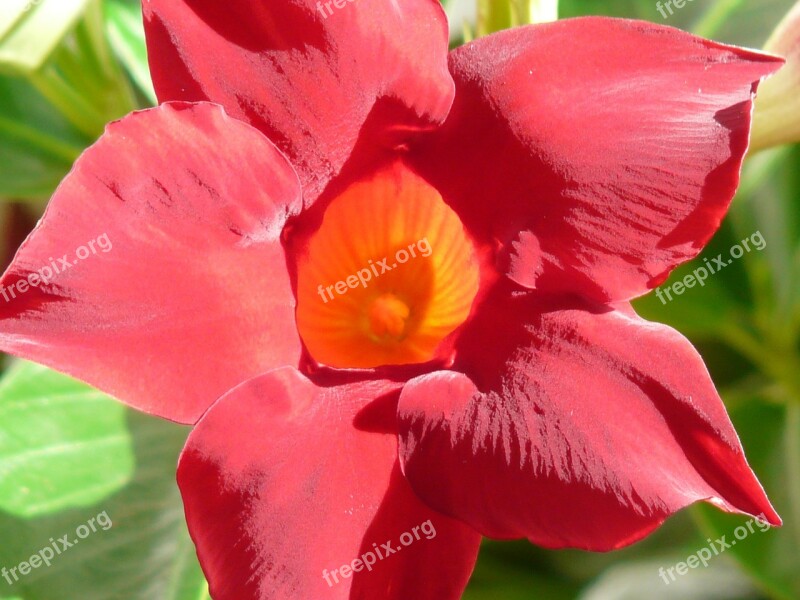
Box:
[0,0,90,75]
[0,361,134,518]
[0,0,141,202]
[0,370,209,599]
[696,401,800,600]
[0,75,87,200]
[104,0,155,104]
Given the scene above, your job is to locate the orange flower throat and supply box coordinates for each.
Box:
[296,163,480,369]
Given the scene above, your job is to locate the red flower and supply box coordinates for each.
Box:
[0,1,783,598]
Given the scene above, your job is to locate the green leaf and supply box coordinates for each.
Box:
[0,361,134,518]
[0,1,29,40]
[0,384,209,599]
[0,0,144,202]
[0,74,87,200]
[0,0,90,74]
[104,0,156,104]
[23,1,138,139]
[695,400,800,600]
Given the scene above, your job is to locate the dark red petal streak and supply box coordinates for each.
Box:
[413,18,783,302]
[397,289,780,549]
[143,0,454,205]
[0,102,303,424]
[178,368,480,600]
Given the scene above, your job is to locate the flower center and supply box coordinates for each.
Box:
[368,293,410,340]
[295,161,480,369]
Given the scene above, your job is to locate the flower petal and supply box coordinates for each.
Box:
[143,0,454,205]
[178,367,480,600]
[397,287,780,549]
[412,17,782,302]
[751,1,800,151]
[0,102,303,424]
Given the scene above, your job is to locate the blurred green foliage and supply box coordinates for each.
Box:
[0,0,798,598]
[0,365,207,600]
[0,0,148,203]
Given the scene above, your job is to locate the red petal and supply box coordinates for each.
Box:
[178,368,480,600]
[413,18,782,302]
[397,288,780,550]
[0,102,303,424]
[143,0,454,205]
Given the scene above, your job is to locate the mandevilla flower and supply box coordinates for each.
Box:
[751,0,800,151]
[0,1,784,598]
